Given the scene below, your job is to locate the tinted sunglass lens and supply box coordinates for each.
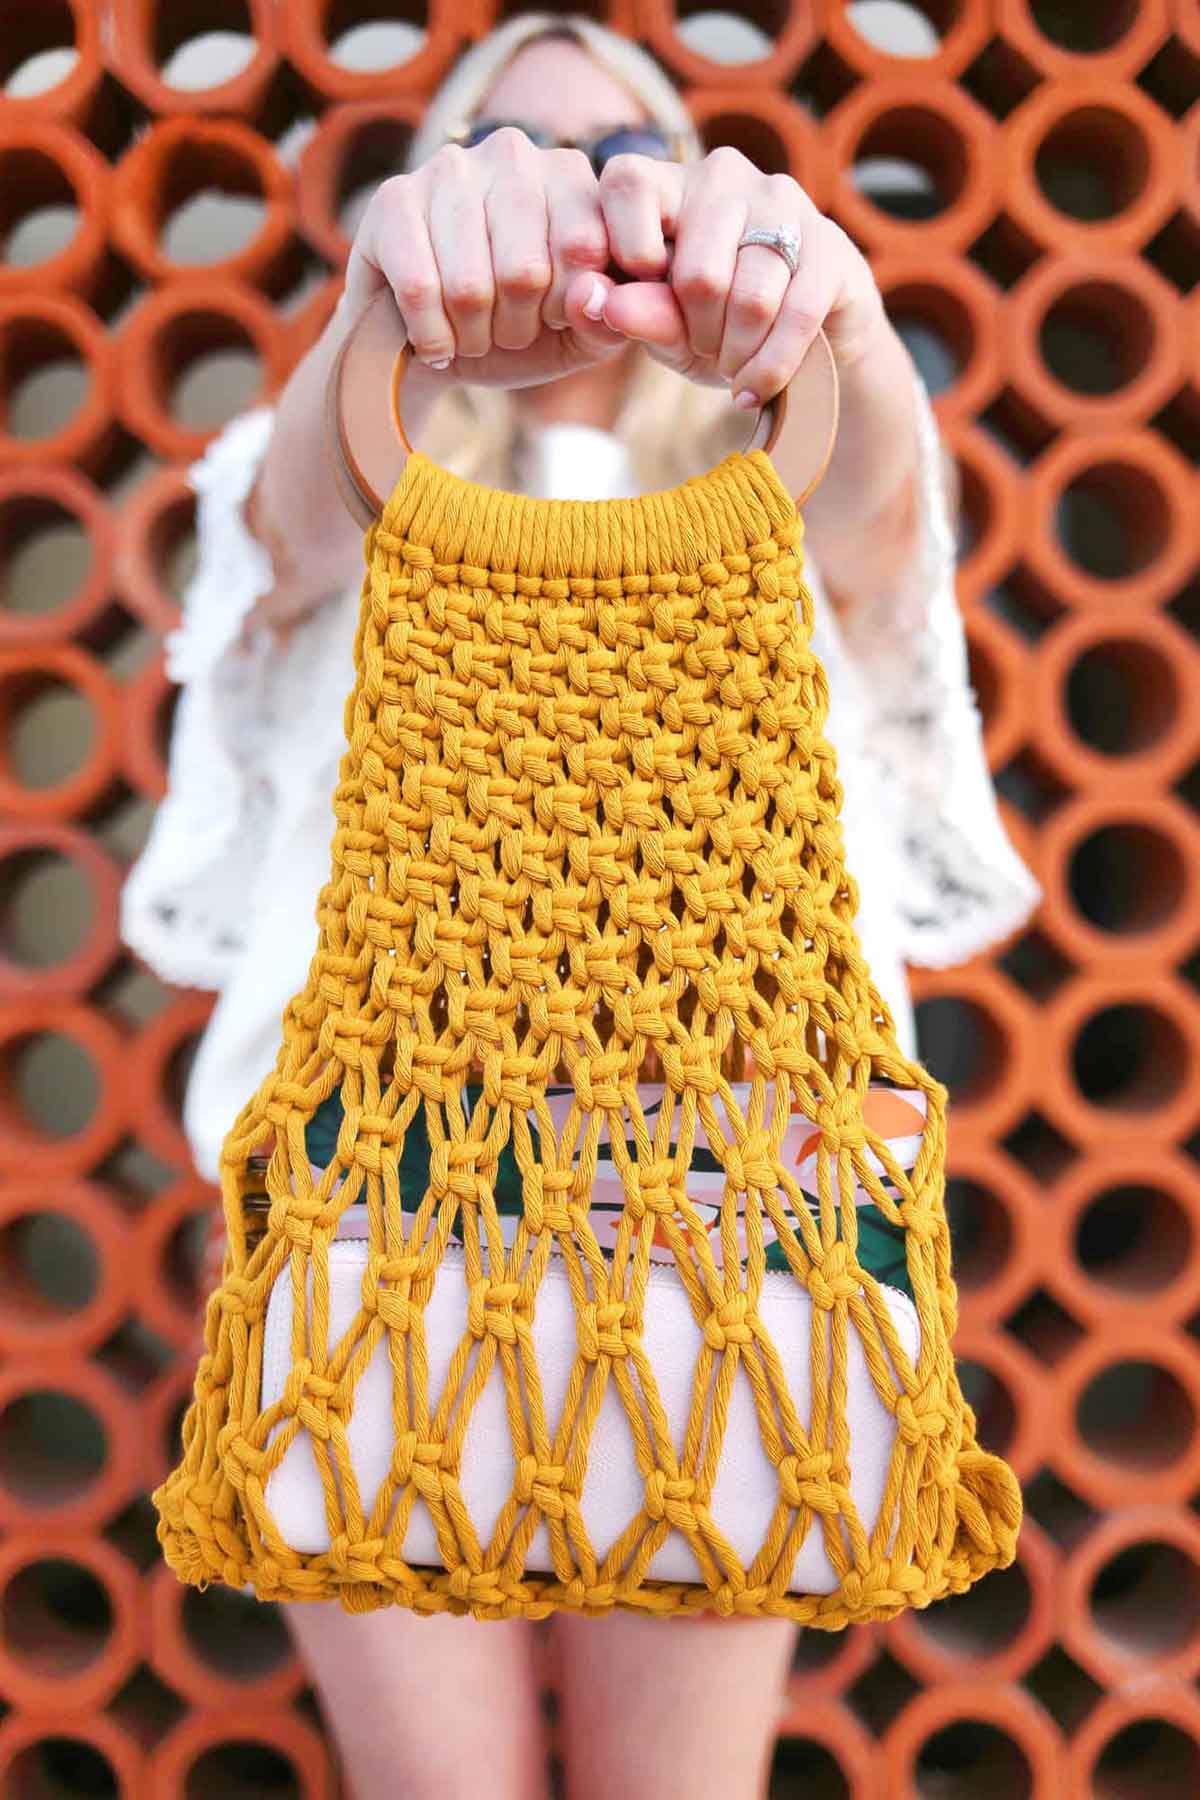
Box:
[592,126,674,171]
[461,120,548,149]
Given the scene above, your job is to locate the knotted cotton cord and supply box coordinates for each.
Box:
[153,447,1022,1625]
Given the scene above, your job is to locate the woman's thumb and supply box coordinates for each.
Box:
[558,270,629,361]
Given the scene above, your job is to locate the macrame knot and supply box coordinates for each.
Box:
[807,1241,862,1311]
[899,1202,938,1244]
[778,1449,835,1509]
[515,1456,568,1519]
[625,1160,676,1222]
[895,1383,948,1448]
[216,1427,265,1494]
[702,1292,754,1351]
[467,1279,522,1344]
[721,1131,775,1194]
[281,1360,339,1438]
[644,1470,696,1525]
[217,1275,256,1319]
[838,1568,866,1613]
[576,1300,629,1362]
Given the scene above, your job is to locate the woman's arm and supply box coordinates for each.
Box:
[245,310,456,629]
[772,310,923,606]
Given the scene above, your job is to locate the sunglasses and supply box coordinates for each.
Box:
[447,117,684,177]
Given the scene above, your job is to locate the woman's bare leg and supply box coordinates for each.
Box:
[552,1610,796,1800]
[284,1602,550,1800]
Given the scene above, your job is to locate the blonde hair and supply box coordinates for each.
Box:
[400,13,751,492]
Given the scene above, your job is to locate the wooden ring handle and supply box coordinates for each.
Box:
[328,289,839,531]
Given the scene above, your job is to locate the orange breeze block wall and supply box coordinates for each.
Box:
[0,3,1198,1795]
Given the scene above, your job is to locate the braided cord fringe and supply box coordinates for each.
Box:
[152,448,1022,1625]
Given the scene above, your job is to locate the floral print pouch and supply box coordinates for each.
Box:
[302,1075,925,1305]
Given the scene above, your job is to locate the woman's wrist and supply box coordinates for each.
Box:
[242,297,446,633]
[799,314,923,564]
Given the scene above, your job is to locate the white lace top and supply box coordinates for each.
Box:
[120,374,1042,1182]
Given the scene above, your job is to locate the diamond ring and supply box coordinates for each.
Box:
[736,226,802,278]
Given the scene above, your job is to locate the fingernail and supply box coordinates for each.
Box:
[428,356,452,369]
[733,388,758,410]
[582,276,607,320]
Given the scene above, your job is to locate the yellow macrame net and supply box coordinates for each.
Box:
[153,446,1022,1625]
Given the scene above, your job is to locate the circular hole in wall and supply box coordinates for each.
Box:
[1055,462,1169,581]
[185,1741,301,1800]
[182,1583,293,1681]
[4,674,97,791]
[0,317,92,442]
[887,284,971,394]
[1074,1183,1191,1299]
[0,1208,99,1324]
[7,1737,117,1800]
[769,1736,849,1798]
[144,310,262,432]
[914,1719,1032,1800]
[1089,1539,1200,1661]
[0,1,79,99]
[1093,1716,1200,1800]
[1034,108,1150,223]
[1071,1002,1187,1115]
[851,106,967,222]
[944,1176,1013,1291]
[0,1388,107,1506]
[844,1,949,56]
[0,1029,100,1141]
[698,113,789,175]
[0,149,81,269]
[0,495,94,620]
[3,1556,113,1677]
[155,0,256,91]
[912,994,1008,1109]
[673,0,789,64]
[910,1556,1032,1661]
[1065,639,1177,759]
[1069,821,1185,936]
[1039,281,1153,397]
[157,142,268,266]
[1029,0,1140,54]
[1077,1358,1194,1473]
[0,847,94,970]
[955,1358,1016,1453]
[326,0,427,71]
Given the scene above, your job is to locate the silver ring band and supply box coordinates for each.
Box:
[737,226,802,278]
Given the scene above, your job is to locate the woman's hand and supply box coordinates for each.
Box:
[585,144,924,586]
[582,144,889,408]
[340,126,635,386]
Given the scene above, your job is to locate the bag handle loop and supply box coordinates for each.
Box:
[327,288,839,531]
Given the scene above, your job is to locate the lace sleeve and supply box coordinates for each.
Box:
[832,362,1043,969]
[119,407,358,992]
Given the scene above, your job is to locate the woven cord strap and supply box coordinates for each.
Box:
[153,447,1022,1624]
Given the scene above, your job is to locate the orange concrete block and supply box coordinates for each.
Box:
[108,0,281,118]
[111,117,294,286]
[0,120,109,297]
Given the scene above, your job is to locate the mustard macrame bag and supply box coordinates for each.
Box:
[153,309,1022,1627]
